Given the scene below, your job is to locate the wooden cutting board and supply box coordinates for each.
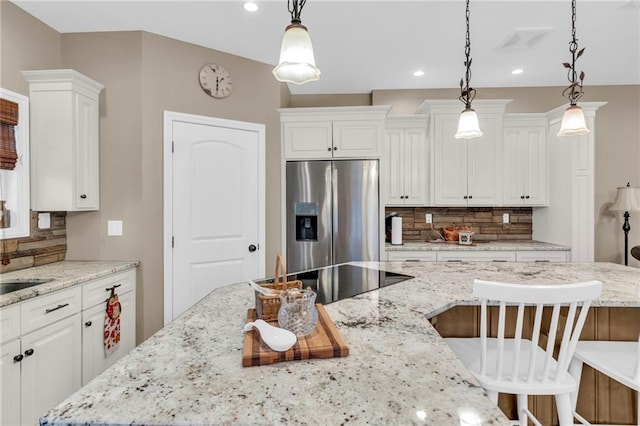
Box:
[242,304,349,367]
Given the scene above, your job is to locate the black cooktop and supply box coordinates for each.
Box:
[254,264,414,304]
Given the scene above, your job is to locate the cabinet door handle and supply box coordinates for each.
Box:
[45,303,69,314]
[463,195,468,199]
[468,195,473,199]
[446,259,462,262]
[333,146,337,151]
[327,147,332,151]
[525,195,530,199]
[13,354,24,362]
[534,259,550,263]
[24,349,34,357]
[85,320,92,327]
[492,259,507,262]
[521,195,525,199]
[80,194,87,199]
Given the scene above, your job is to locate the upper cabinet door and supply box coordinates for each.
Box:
[503,121,548,206]
[332,120,381,158]
[433,115,468,206]
[283,121,333,159]
[23,70,103,212]
[467,114,503,206]
[381,124,427,206]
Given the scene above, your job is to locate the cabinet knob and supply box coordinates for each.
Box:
[463,196,468,199]
[333,146,337,151]
[80,194,87,199]
[521,195,525,199]
[248,244,257,252]
[327,147,332,151]
[85,321,92,327]
[468,195,473,199]
[13,354,24,363]
[24,348,34,357]
[525,195,530,199]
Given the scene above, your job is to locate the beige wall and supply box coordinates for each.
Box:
[0,2,61,94]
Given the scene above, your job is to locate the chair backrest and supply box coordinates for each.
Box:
[474,279,603,384]
[635,334,640,383]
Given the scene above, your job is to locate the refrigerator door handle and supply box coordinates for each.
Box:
[331,163,338,265]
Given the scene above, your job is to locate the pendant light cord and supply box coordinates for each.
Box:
[458,0,476,109]
[562,0,586,106]
[288,0,307,24]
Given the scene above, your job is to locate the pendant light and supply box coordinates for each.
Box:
[558,0,589,137]
[455,0,482,140]
[272,0,320,85]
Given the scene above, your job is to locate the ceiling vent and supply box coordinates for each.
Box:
[497,28,553,51]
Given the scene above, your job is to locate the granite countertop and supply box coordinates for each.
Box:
[41,261,639,425]
[386,240,571,251]
[0,261,140,308]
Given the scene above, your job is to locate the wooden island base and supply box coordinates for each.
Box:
[430,306,639,425]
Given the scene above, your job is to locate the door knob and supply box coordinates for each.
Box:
[248,244,257,252]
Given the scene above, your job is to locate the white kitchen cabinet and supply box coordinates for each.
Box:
[279,106,391,160]
[21,313,81,425]
[516,251,568,262]
[0,267,137,424]
[503,116,548,206]
[81,269,136,385]
[436,250,517,262]
[0,339,21,425]
[22,69,104,211]
[387,251,436,261]
[382,117,428,206]
[0,286,82,426]
[432,114,503,206]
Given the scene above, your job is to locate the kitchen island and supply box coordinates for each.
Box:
[41,262,639,425]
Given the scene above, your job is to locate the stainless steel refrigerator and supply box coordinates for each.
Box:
[286,160,379,272]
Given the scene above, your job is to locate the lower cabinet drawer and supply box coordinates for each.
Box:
[21,286,81,334]
[387,251,437,261]
[83,269,136,309]
[436,251,517,262]
[516,251,569,262]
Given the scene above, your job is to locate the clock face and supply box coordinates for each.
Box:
[199,64,233,98]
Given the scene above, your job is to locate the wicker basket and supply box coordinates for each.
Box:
[254,254,302,321]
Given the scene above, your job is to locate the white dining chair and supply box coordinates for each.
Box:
[445,279,603,426]
[569,334,640,425]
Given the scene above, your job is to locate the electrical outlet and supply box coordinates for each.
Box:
[425,213,432,224]
[502,213,510,224]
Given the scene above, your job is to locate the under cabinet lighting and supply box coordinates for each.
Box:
[243,2,258,12]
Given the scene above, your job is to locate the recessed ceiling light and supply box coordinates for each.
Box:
[512,68,524,75]
[243,2,258,12]
[413,70,425,77]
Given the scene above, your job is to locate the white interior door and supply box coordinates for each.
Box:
[164,112,265,323]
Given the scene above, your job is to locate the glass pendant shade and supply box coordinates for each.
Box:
[557,105,590,137]
[455,108,483,140]
[272,23,320,85]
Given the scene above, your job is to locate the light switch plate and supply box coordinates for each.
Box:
[107,220,123,236]
[425,213,432,224]
[502,213,510,224]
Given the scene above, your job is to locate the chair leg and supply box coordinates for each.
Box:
[568,358,584,411]
[555,393,574,426]
[516,394,528,426]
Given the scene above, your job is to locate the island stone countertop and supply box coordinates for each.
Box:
[385,240,571,251]
[0,261,140,308]
[41,261,639,425]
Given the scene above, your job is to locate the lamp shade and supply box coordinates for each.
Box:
[455,108,483,140]
[557,105,590,137]
[272,23,320,85]
[610,185,640,212]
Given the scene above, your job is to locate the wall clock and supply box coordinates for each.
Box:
[199,63,233,98]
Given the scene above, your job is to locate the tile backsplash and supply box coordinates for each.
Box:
[0,211,67,273]
[386,207,533,242]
